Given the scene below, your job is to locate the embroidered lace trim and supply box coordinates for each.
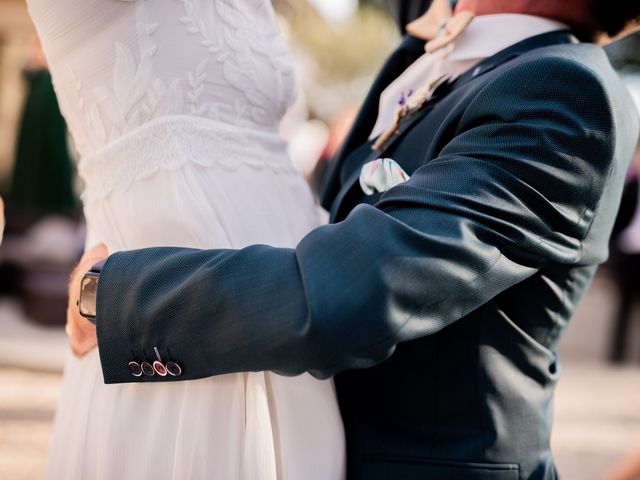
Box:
[78,115,299,202]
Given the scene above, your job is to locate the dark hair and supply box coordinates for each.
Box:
[593,0,640,36]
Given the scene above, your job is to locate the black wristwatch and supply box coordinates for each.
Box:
[78,260,106,324]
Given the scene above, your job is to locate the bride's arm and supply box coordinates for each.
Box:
[92,56,630,383]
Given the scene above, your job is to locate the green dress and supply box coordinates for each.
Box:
[7,69,76,216]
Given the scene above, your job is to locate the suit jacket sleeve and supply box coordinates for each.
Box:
[95,55,628,383]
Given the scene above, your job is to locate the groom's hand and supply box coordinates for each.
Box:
[67,243,109,357]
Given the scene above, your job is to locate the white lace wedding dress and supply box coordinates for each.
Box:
[26,1,346,478]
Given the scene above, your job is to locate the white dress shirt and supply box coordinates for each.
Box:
[370,14,569,139]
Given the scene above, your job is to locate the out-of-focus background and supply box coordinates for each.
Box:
[0,1,639,479]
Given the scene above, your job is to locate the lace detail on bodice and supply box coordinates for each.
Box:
[26,0,296,158]
[78,115,299,202]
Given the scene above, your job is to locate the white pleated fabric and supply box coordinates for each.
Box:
[26,0,345,478]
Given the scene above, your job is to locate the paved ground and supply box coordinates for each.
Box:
[0,268,639,479]
[552,363,640,479]
[0,368,59,480]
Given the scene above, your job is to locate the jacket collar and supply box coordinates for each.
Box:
[452,29,577,89]
[320,30,578,211]
[447,14,569,62]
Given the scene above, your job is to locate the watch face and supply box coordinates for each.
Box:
[79,273,99,318]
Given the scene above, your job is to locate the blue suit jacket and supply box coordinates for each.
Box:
[94,32,639,479]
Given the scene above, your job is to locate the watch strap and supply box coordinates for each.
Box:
[90,259,106,274]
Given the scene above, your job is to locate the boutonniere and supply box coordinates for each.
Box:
[359,158,410,195]
[372,74,450,152]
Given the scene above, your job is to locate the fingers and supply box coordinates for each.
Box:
[82,243,109,266]
[66,314,97,357]
[406,17,440,41]
[70,338,96,358]
[425,11,474,53]
[70,340,97,358]
[65,243,106,357]
[405,0,453,41]
[86,242,109,259]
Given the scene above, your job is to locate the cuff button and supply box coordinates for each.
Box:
[128,361,143,377]
[166,361,182,377]
[153,361,168,376]
[141,361,155,376]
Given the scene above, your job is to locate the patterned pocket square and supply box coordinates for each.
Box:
[359,158,410,195]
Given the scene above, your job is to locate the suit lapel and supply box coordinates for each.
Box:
[329,88,448,221]
[319,35,427,210]
[327,30,579,223]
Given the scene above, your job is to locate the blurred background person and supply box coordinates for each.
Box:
[602,28,640,480]
[5,37,77,223]
[0,35,82,329]
[605,29,640,364]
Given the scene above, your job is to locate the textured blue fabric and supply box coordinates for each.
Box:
[96,33,639,480]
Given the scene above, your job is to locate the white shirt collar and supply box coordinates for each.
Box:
[447,14,570,62]
[369,14,570,141]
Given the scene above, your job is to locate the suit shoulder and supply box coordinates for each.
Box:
[514,43,638,133]
[468,42,637,187]
[472,43,626,118]
[462,42,628,156]
[509,43,623,93]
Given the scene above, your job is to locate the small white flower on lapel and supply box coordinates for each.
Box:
[359,158,410,195]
